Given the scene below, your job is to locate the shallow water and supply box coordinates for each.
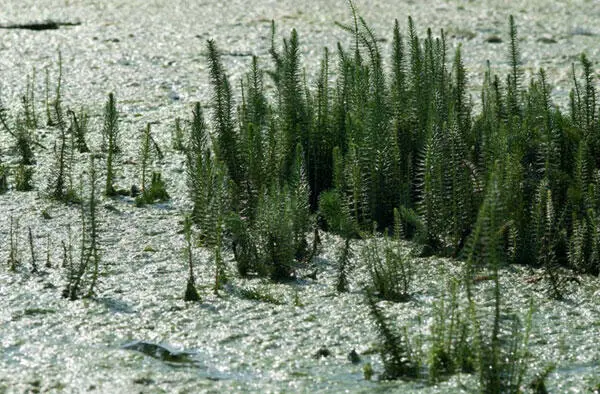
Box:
[1,0,600,392]
[1,227,600,392]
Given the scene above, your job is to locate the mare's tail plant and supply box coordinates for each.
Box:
[428,279,474,382]
[22,68,38,130]
[48,95,78,203]
[366,290,419,380]
[335,236,352,293]
[136,123,169,206]
[172,117,186,152]
[14,117,35,166]
[68,109,90,153]
[186,102,229,244]
[103,92,120,196]
[206,40,243,200]
[63,157,101,300]
[183,216,201,302]
[364,211,412,302]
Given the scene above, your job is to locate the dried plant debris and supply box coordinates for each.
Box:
[0,20,81,31]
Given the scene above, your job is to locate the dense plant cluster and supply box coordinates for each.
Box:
[169,7,600,287]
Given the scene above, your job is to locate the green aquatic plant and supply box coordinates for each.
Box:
[363,230,411,302]
[45,66,53,126]
[103,92,120,196]
[171,117,186,152]
[506,15,522,121]
[14,116,35,166]
[237,285,283,305]
[226,142,311,280]
[269,23,310,187]
[135,124,169,206]
[68,108,90,153]
[363,210,411,301]
[22,68,38,130]
[183,216,201,302]
[335,235,352,293]
[428,279,474,382]
[62,157,101,300]
[207,39,242,194]
[366,290,419,381]
[475,300,533,394]
[48,95,78,203]
[85,157,100,297]
[186,102,229,244]
[45,52,65,128]
[531,179,568,299]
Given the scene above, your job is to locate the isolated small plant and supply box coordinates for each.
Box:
[320,189,358,292]
[14,117,35,165]
[62,158,101,300]
[335,236,352,292]
[135,124,169,206]
[172,117,186,152]
[139,123,151,193]
[85,157,101,297]
[476,301,533,394]
[45,53,66,128]
[68,109,89,153]
[366,290,419,380]
[183,216,201,302]
[237,285,283,304]
[48,99,78,202]
[103,92,120,196]
[428,280,474,382]
[22,69,38,130]
[363,221,411,302]
[1,93,44,162]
